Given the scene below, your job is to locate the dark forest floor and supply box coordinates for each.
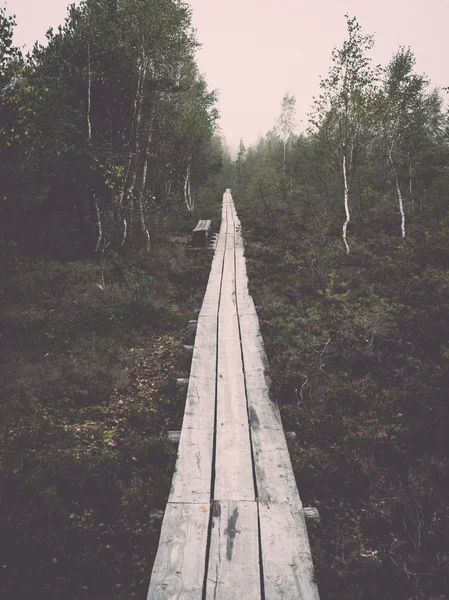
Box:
[0,234,213,600]
[240,204,449,600]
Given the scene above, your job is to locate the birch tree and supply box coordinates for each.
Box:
[276,92,296,173]
[379,49,429,235]
[310,15,378,253]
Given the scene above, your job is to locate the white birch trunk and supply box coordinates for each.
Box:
[184,163,194,212]
[389,147,406,238]
[342,154,350,254]
[121,217,127,247]
[138,196,151,252]
[120,50,146,207]
[188,177,193,212]
[138,127,152,252]
[140,125,153,198]
[94,195,102,252]
[409,160,414,213]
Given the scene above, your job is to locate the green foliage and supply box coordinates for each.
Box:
[0,229,213,598]
[0,0,223,257]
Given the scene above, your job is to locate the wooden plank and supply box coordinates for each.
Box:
[169,426,214,503]
[193,314,217,350]
[251,426,301,505]
[148,502,210,600]
[239,313,281,431]
[215,236,254,500]
[205,501,261,599]
[219,242,237,315]
[200,228,226,316]
[183,318,217,427]
[259,502,319,600]
[234,247,256,315]
[238,313,301,504]
[215,319,254,500]
[169,317,216,503]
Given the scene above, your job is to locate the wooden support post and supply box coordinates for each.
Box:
[167,430,181,444]
[303,507,320,524]
[149,509,164,520]
[186,320,197,343]
[176,378,189,393]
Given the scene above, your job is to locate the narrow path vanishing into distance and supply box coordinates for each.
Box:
[148,190,319,599]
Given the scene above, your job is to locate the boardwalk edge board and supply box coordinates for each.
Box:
[148,190,319,599]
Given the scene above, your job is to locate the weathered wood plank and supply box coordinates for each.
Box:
[183,317,217,426]
[193,315,217,350]
[239,313,282,432]
[219,245,237,315]
[234,254,256,315]
[251,425,301,505]
[169,425,214,503]
[200,231,226,316]
[238,297,302,504]
[148,502,210,600]
[215,314,254,501]
[259,502,319,600]
[205,501,261,599]
[215,231,254,500]
[169,317,217,503]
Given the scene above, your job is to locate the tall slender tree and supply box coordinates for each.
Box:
[310,15,378,253]
[276,92,296,173]
[379,48,430,236]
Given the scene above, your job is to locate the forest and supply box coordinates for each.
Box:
[1,2,449,599]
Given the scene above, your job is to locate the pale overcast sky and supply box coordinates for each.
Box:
[7,0,449,153]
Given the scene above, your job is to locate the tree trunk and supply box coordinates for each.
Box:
[87,42,92,140]
[138,196,150,251]
[409,160,414,213]
[120,47,146,209]
[283,140,286,174]
[342,154,350,254]
[94,193,102,252]
[140,122,153,198]
[184,163,194,212]
[257,182,271,226]
[389,147,406,237]
[137,126,153,252]
[121,217,127,247]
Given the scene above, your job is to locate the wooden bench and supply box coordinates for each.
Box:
[191,219,211,247]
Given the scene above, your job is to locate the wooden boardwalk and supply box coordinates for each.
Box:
[148,190,319,599]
